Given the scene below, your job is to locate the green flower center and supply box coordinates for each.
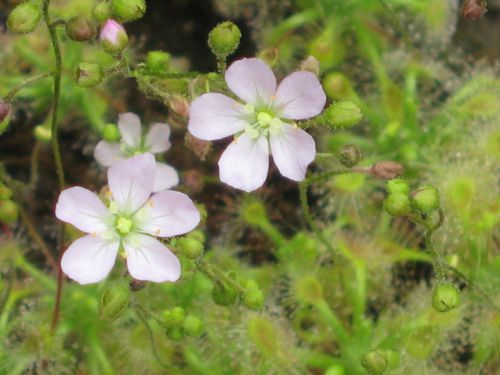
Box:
[116,216,133,235]
[243,105,283,139]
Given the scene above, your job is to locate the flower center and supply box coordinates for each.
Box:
[244,108,283,139]
[116,216,133,236]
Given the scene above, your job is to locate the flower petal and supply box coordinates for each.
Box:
[225,58,277,106]
[55,187,111,234]
[124,234,180,282]
[137,190,200,237]
[61,234,119,285]
[218,134,269,192]
[274,71,326,120]
[145,123,171,153]
[270,124,316,181]
[118,112,142,148]
[153,162,179,192]
[188,93,248,141]
[94,141,124,167]
[108,153,156,213]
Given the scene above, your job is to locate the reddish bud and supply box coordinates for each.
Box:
[169,95,190,117]
[370,161,404,179]
[461,0,487,21]
[185,133,211,161]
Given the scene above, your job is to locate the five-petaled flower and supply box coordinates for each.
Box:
[56,153,200,284]
[94,112,179,192]
[188,58,326,192]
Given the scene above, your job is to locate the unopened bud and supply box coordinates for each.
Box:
[163,306,186,327]
[111,0,146,22]
[182,315,204,337]
[212,280,238,306]
[66,17,97,42]
[361,350,388,375]
[100,19,129,54]
[323,101,363,129]
[386,178,409,195]
[461,0,487,21]
[432,284,460,312]
[370,161,404,179]
[169,95,190,117]
[338,144,362,168]
[92,1,111,23]
[299,56,320,76]
[7,0,42,34]
[208,21,241,58]
[145,51,170,74]
[0,200,19,224]
[0,101,11,123]
[34,125,51,143]
[322,72,355,100]
[75,62,104,88]
[242,287,264,310]
[98,281,130,321]
[0,184,13,201]
[412,185,440,213]
[102,123,120,142]
[178,237,204,259]
[384,193,411,216]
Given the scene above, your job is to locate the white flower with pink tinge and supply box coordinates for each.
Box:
[94,112,179,192]
[55,153,200,284]
[188,58,326,192]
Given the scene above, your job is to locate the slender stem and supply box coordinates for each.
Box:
[216,57,226,75]
[43,0,66,330]
[3,72,53,102]
[29,141,41,188]
[197,260,246,293]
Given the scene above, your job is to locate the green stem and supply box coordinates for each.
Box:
[197,260,246,294]
[3,72,53,102]
[314,299,350,347]
[43,0,66,330]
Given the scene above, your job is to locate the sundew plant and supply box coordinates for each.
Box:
[0,0,499,374]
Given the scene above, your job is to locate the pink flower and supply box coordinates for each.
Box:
[188,58,326,192]
[55,153,200,284]
[100,19,128,54]
[94,113,179,192]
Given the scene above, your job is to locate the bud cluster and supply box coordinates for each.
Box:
[383,179,441,218]
[0,181,18,224]
[162,307,204,340]
[211,271,264,310]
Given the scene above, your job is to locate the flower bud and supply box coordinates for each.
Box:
[361,350,388,375]
[163,306,186,327]
[208,21,241,58]
[166,326,185,341]
[7,0,42,34]
[211,280,238,306]
[102,123,120,142]
[0,184,13,201]
[0,200,19,224]
[432,284,460,312]
[98,281,130,321]
[384,193,411,216]
[92,1,112,23]
[325,365,346,375]
[240,199,268,227]
[34,125,51,143]
[323,101,363,129]
[322,72,355,101]
[100,19,129,54]
[75,62,104,88]
[338,144,362,168]
[411,185,439,213]
[299,56,320,77]
[370,161,404,179]
[146,51,170,74]
[66,17,97,42]
[242,287,264,310]
[187,229,205,244]
[178,237,204,259]
[461,0,487,21]
[386,178,409,195]
[111,0,146,22]
[169,95,190,118]
[182,315,204,337]
[0,101,11,123]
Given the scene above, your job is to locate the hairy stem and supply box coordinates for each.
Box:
[3,72,53,102]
